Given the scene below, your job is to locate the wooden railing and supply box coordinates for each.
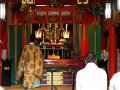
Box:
[41,59,85,90]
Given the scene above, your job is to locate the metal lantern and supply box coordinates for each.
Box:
[117,0,120,12]
[0,3,5,20]
[105,3,111,19]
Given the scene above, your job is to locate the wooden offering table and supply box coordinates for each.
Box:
[40,42,68,59]
[43,59,85,90]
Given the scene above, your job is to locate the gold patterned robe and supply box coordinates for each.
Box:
[15,43,43,87]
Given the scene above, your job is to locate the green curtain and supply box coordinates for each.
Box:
[73,24,79,59]
[26,24,31,44]
[17,26,22,62]
[17,26,23,84]
[9,25,22,85]
[89,24,94,52]
[96,24,101,61]
[9,26,15,84]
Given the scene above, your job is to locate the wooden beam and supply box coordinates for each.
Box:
[6,0,20,2]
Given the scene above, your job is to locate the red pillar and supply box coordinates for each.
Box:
[0,19,2,85]
[108,20,117,79]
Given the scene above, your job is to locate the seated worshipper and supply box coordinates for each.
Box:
[2,59,12,86]
[109,72,120,90]
[76,52,107,90]
[15,33,44,89]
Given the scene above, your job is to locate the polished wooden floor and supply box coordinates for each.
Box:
[4,85,74,90]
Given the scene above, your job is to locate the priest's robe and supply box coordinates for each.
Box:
[15,43,43,88]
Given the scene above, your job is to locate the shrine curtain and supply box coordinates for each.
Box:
[89,24,94,52]
[81,12,93,56]
[81,13,101,60]
[9,26,15,84]
[88,20,101,60]
[96,24,101,60]
[9,25,22,84]
[17,26,22,62]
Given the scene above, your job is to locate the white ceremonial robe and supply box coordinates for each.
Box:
[109,72,120,90]
[76,63,107,90]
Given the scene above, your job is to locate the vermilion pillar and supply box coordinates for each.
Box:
[108,23,117,79]
[0,19,2,85]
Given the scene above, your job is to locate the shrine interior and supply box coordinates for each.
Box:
[0,0,120,90]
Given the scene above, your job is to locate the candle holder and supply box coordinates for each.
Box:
[63,24,70,39]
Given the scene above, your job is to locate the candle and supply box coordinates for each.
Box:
[66,24,68,31]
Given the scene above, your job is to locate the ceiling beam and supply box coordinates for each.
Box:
[6,0,20,2]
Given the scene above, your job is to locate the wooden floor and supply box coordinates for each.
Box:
[3,85,75,90]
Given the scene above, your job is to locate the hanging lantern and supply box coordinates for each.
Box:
[35,24,42,38]
[35,29,42,38]
[117,0,120,11]
[63,31,70,39]
[0,3,6,20]
[105,3,111,19]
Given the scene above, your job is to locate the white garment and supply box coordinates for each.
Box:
[109,72,120,90]
[0,86,4,90]
[31,77,40,88]
[1,49,7,60]
[76,63,107,90]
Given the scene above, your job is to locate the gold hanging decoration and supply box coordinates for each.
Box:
[21,0,35,11]
[77,0,89,11]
